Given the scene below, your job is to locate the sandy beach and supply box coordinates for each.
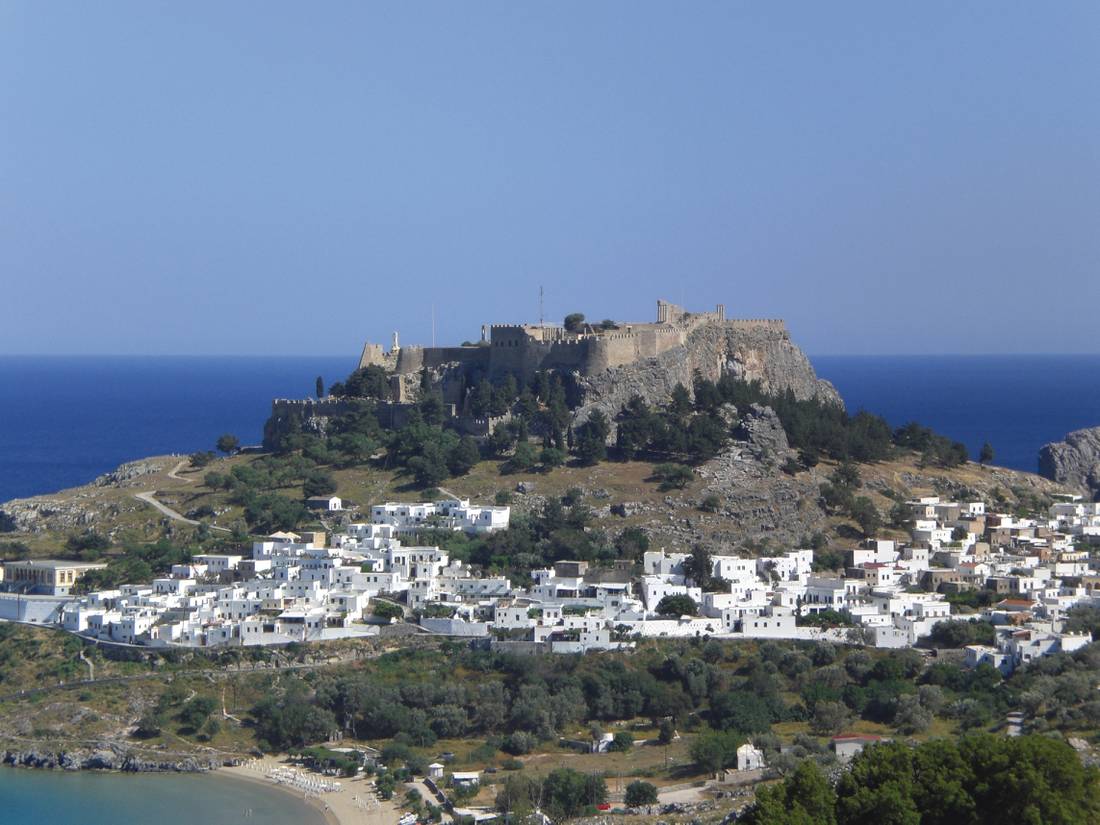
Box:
[220,755,401,825]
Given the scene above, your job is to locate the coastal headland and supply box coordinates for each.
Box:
[0,302,1098,824]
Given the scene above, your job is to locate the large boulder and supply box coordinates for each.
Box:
[737,404,791,465]
[1039,427,1100,500]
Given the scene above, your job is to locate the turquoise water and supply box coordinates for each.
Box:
[0,768,325,825]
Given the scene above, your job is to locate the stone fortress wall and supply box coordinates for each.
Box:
[267,301,827,449]
[358,300,788,384]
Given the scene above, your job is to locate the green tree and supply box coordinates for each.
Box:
[893,695,932,735]
[653,463,693,490]
[315,375,325,399]
[66,530,110,559]
[447,436,481,476]
[624,780,658,807]
[372,601,404,622]
[927,619,995,648]
[503,441,538,474]
[850,496,881,538]
[742,760,837,825]
[133,710,163,738]
[539,446,566,470]
[190,450,216,468]
[178,695,218,731]
[541,768,606,820]
[243,493,306,532]
[810,700,851,736]
[409,451,449,488]
[832,461,862,489]
[889,502,914,529]
[563,313,586,332]
[469,379,494,418]
[574,411,610,465]
[203,471,228,490]
[251,691,337,751]
[341,365,389,399]
[709,691,774,735]
[216,433,240,455]
[682,545,713,589]
[655,594,697,617]
[689,729,742,773]
[495,773,542,818]
[615,526,650,560]
[201,717,221,741]
[609,731,634,752]
[669,383,693,418]
[302,470,337,498]
[978,442,994,465]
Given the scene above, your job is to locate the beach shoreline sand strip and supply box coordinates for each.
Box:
[218,755,401,825]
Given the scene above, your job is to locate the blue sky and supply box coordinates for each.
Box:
[2,2,1097,356]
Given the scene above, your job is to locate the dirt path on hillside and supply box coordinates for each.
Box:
[134,490,230,532]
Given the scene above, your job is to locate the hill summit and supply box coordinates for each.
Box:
[355,299,840,419]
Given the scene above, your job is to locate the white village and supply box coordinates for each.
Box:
[4,491,1099,679]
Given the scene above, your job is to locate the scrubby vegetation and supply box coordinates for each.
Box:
[237,635,1100,770]
[741,734,1100,824]
[73,537,194,592]
[272,364,972,506]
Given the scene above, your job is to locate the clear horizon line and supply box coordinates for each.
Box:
[2,350,1100,359]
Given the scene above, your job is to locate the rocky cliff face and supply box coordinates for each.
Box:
[3,746,223,772]
[572,321,840,426]
[1039,427,1100,500]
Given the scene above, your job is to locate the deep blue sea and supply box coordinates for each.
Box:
[0,355,352,503]
[0,768,324,825]
[1,354,1099,504]
[814,354,1100,475]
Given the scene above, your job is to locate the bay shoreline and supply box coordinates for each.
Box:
[1,752,399,825]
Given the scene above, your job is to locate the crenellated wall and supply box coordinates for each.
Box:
[358,303,791,390]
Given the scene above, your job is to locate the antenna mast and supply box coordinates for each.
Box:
[539,285,544,326]
[431,304,436,347]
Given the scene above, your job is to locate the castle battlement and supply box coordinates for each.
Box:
[357,299,790,384]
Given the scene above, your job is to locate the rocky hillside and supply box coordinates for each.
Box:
[1040,426,1100,501]
[0,456,189,542]
[573,320,840,427]
[0,427,1072,557]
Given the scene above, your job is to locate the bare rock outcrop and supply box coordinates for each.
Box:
[736,404,791,465]
[1039,426,1100,500]
[572,320,839,427]
[91,458,167,487]
[2,745,222,772]
[0,457,176,534]
[690,407,821,546]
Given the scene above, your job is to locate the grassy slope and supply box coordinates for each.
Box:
[3,447,1068,561]
[0,625,973,794]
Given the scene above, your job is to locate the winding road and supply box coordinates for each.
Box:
[133,461,230,531]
